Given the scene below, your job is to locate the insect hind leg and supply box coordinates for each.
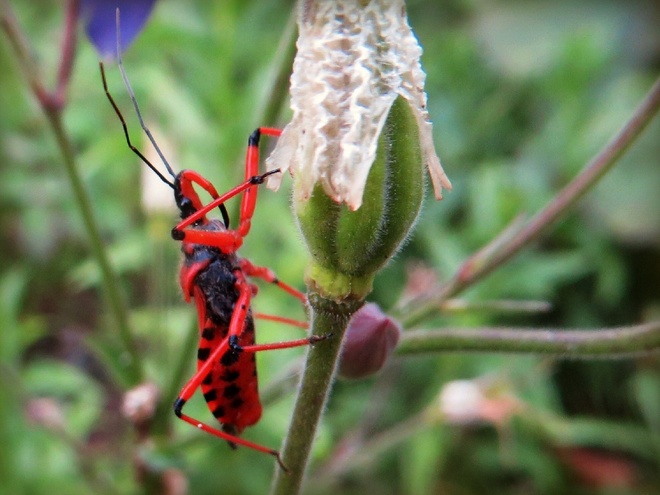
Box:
[172,397,288,471]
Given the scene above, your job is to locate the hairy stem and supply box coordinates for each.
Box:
[43,110,143,385]
[397,321,660,358]
[270,293,363,495]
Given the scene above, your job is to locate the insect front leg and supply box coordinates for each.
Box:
[171,127,282,249]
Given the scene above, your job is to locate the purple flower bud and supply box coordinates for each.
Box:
[81,0,158,58]
[338,303,401,380]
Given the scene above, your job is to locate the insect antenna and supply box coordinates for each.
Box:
[113,8,177,185]
[100,62,174,188]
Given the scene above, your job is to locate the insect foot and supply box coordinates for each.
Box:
[249,168,281,185]
[172,398,186,417]
[309,333,333,345]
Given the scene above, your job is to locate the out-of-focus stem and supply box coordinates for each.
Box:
[43,109,143,385]
[1,1,143,385]
[403,76,660,328]
[1,0,49,102]
[397,321,660,358]
[53,0,79,109]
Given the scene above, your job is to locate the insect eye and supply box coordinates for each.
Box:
[178,197,198,221]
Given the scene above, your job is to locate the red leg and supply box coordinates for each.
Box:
[173,274,287,466]
[172,268,320,395]
[254,313,308,329]
[240,258,309,329]
[176,170,220,215]
[172,170,280,253]
[240,258,307,303]
[238,335,328,354]
[174,272,253,409]
[241,258,309,328]
[238,128,282,238]
[174,169,279,233]
[174,410,287,469]
[172,270,324,471]
[225,272,325,348]
[172,128,282,251]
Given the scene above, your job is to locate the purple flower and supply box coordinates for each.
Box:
[81,0,158,58]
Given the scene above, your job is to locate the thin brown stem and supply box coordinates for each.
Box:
[52,0,79,110]
[1,0,143,385]
[0,0,49,102]
[403,76,660,327]
[397,321,660,358]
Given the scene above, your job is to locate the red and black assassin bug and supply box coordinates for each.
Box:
[99,38,327,471]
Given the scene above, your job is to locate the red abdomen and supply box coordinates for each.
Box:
[182,243,263,434]
[197,313,262,433]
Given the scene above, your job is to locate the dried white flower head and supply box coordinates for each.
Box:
[266,0,451,210]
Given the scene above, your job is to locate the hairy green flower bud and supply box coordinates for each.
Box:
[296,96,424,300]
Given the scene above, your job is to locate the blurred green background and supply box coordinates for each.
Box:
[1,1,659,494]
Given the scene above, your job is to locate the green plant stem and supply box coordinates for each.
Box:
[44,110,143,385]
[397,320,660,358]
[403,76,660,328]
[1,2,143,385]
[270,293,363,495]
[439,298,552,315]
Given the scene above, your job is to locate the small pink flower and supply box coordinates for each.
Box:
[438,379,522,425]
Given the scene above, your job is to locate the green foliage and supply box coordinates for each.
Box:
[1,1,658,494]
